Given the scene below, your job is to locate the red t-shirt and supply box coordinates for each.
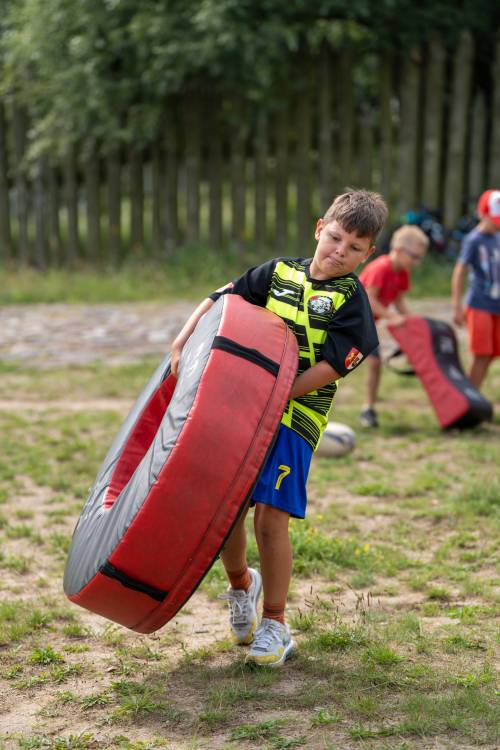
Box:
[359,255,410,318]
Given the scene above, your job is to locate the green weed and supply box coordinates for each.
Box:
[17,733,97,749]
[81,692,112,710]
[305,623,367,653]
[230,719,285,742]
[310,708,340,726]
[362,644,403,666]
[29,646,64,664]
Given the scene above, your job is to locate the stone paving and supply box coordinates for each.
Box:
[0,301,194,367]
[0,298,462,368]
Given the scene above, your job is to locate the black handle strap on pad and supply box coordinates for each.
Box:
[383,347,415,376]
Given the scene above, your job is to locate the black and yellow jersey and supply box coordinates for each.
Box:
[210,257,378,450]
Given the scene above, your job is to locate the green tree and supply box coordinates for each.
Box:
[1,0,498,158]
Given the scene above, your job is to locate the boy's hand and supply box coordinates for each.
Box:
[169,297,216,379]
[453,306,465,327]
[388,313,407,327]
[170,342,182,378]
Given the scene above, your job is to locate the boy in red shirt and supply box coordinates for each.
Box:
[359,225,429,427]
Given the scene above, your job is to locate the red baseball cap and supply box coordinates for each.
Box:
[477,189,500,228]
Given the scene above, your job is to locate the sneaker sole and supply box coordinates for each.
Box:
[245,638,295,668]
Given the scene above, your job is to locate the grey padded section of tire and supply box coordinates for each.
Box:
[64,299,224,596]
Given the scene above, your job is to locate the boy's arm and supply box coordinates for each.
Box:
[289,360,340,399]
[393,292,410,316]
[451,262,467,326]
[365,286,406,326]
[170,260,278,378]
[170,297,216,377]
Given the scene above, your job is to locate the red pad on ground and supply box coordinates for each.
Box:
[388,316,492,429]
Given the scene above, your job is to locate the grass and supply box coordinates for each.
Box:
[0,246,262,305]
[0,300,498,749]
[0,250,454,304]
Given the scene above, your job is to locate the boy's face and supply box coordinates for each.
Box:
[310,219,375,280]
[393,242,427,271]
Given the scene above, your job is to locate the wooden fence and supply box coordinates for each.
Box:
[0,31,499,267]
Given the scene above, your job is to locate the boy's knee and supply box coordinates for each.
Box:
[254,504,289,540]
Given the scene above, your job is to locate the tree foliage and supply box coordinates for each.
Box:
[1,0,499,156]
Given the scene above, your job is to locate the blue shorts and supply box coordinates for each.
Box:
[252,424,313,519]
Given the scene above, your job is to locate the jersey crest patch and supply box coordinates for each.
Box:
[345,347,363,370]
[308,295,332,315]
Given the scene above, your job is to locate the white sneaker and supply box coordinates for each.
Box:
[218,568,262,645]
[245,617,295,667]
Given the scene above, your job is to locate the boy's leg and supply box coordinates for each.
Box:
[219,503,262,645]
[466,308,499,388]
[245,503,295,667]
[469,355,493,389]
[361,352,381,427]
[365,354,382,408]
[253,504,292,623]
[245,424,308,665]
[220,503,250,583]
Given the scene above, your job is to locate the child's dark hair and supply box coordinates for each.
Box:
[323,188,388,243]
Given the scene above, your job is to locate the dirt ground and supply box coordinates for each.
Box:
[0,298,463,368]
[0,298,496,750]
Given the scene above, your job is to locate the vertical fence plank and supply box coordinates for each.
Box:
[443,31,474,228]
[338,47,354,188]
[165,108,178,253]
[0,101,12,260]
[397,50,421,213]
[185,93,201,244]
[488,39,500,186]
[274,106,288,251]
[0,42,494,265]
[231,99,247,251]
[296,76,312,250]
[47,165,61,266]
[152,136,163,257]
[468,93,487,206]
[64,146,79,264]
[13,106,30,264]
[85,145,101,261]
[378,55,393,203]
[34,158,47,269]
[319,42,333,212]
[129,146,144,253]
[208,101,223,250]
[421,37,446,209]
[107,149,121,265]
[254,109,268,248]
[358,108,374,189]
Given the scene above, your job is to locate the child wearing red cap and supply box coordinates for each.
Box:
[451,189,500,388]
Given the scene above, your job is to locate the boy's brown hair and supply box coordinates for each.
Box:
[323,188,388,244]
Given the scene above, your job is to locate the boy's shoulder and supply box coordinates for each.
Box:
[462,227,495,247]
[272,256,309,269]
[460,228,485,257]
